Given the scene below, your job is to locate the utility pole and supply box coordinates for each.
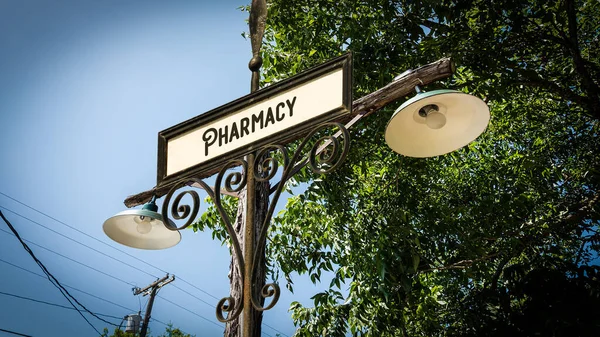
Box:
[134,274,175,337]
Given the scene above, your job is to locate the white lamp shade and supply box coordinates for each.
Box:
[385,89,490,157]
[103,209,181,250]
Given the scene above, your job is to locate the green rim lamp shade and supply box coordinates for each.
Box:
[385,89,490,157]
[103,198,181,250]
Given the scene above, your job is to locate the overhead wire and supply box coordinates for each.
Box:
[0,290,124,320]
[0,257,136,313]
[0,192,223,302]
[1,256,195,337]
[0,201,225,306]
[0,210,114,335]
[135,287,194,337]
[0,192,170,273]
[0,230,227,336]
[0,227,136,287]
[0,328,32,337]
[0,205,160,279]
[0,194,290,337]
[0,215,228,336]
[156,294,225,329]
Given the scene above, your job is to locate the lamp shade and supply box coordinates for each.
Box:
[103,203,181,250]
[385,89,490,157]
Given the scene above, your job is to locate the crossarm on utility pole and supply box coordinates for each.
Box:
[123,57,455,208]
[136,274,175,337]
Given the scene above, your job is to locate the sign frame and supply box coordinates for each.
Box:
[156,53,352,189]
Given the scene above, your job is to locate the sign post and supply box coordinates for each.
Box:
[151,53,353,337]
[156,53,352,191]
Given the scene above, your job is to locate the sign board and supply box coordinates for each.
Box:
[157,53,352,188]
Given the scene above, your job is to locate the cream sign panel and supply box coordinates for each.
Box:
[167,69,344,175]
[156,53,352,188]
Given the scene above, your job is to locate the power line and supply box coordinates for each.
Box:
[0,257,194,336]
[171,284,217,309]
[0,191,169,274]
[0,228,136,287]
[0,194,290,337]
[0,210,112,335]
[0,328,32,337]
[0,201,228,308]
[157,294,225,329]
[0,291,125,320]
[0,205,160,279]
[0,257,136,313]
[1,257,212,337]
[0,206,228,333]
[0,201,221,301]
[0,193,223,301]
[177,277,221,300]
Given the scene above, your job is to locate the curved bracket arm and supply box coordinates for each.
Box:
[249,122,350,311]
[161,159,248,322]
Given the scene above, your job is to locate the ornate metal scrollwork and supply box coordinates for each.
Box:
[215,296,237,323]
[161,160,248,322]
[249,122,350,311]
[254,144,289,182]
[160,121,350,321]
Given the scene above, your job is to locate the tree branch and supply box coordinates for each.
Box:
[513,79,591,108]
[418,253,499,273]
[489,255,511,291]
[565,0,600,119]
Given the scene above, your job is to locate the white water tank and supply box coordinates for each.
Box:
[125,314,141,333]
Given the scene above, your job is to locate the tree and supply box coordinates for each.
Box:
[197,0,599,336]
[102,323,194,337]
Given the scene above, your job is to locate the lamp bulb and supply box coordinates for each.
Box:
[426,110,447,129]
[134,215,154,234]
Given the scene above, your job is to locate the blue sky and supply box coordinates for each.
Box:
[0,1,325,336]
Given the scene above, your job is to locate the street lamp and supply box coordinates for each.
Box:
[102,1,490,337]
[104,88,490,245]
[385,87,490,157]
[102,81,490,330]
[103,195,180,250]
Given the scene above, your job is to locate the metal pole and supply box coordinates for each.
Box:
[140,286,158,337]
[242,151,256,337]
[241,54,261,337]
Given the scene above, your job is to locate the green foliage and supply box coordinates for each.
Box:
[101,327,137,337]
[194,1,599,336]
[102,323,194,337]
[256,0,600,336]
[155,323,194,337]
[192,195,238,244]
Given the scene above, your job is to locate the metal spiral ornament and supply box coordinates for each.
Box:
[212,159,249,322]
[220,159,248,194]
[216,296,238,322]
[254,144,288,182]
[251,282,281,312]
[161,180,201,231]
[305,122,350,174]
